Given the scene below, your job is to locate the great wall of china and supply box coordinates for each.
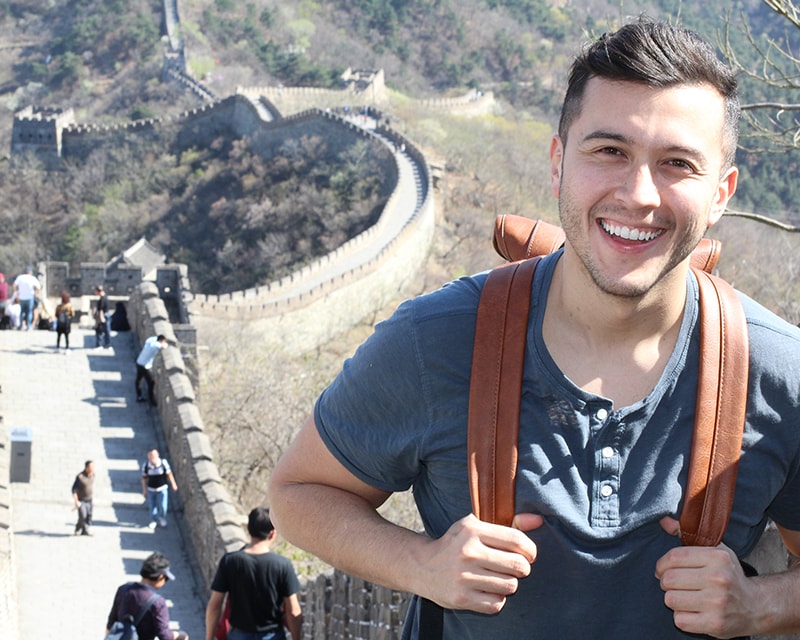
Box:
[7,2,796,638]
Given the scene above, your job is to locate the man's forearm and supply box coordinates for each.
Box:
[750,564,800,635]
[286,613,302,639]
[269,480,428,595]
[204,602,221,640]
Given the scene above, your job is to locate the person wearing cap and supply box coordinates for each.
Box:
[13,266,40,330]
[105,551,189,640]
[205,507,302,640]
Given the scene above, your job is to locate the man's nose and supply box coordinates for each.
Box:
[615,164,661,210]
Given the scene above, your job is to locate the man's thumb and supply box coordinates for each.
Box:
[512,513,545,532]
[659,516,680,537]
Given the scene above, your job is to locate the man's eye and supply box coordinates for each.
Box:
[668,159,696,171]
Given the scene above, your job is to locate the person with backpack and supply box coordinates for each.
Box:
[268,19,800,640]
[105,552,189,640]
[141,448,179,529]
[54,290,74,352]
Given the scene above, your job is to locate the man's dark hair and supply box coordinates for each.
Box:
[140,551,172,580]
[157,334,167,342]
[247,506,275,540]
[558,18,740,170]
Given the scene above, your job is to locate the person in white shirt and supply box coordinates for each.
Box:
[135,334,168,406]
[13,266,41,330]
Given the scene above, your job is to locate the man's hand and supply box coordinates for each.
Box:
[413,512,543,614]
[655,516,761,638]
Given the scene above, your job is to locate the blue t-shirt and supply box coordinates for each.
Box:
[315,252,800,640]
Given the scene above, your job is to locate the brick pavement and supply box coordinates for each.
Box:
[0,325,206,639]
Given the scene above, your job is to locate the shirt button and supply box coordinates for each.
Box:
[596,408,608,421]
[600,485,614,498]
[601,446,615,459]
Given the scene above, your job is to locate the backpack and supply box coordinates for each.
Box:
[105,587,159,640]
[470,215,748,546]
[57,306,71,331]
[418,216,750,639]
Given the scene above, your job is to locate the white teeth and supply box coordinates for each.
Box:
[601,220,662,242]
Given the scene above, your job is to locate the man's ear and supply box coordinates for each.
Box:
[549,135,564,199]
[708,166,738,228]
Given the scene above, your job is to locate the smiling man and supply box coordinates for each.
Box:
[269,19,800,640]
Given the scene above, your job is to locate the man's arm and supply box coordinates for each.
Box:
[204,590,225,640]
[166,470,178,492]
[283,593,302,639]
[268,416,540,614]
[71,477,80,508]
[656,523,800,637]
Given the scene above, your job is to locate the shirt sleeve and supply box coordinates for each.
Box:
[209,555,229,593]
[314,275,483,494]
[106,586,123,629]
[151,597,175,640]
[314,299,431,492]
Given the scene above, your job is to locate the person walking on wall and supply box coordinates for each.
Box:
[105,551,189,640]
[136,334,168,406]
[0,272,8,320]
[13,266,40,330]
[71,460,95,536]
[54,290,75,352]
[94,284,111,348]
[205,507,303,640]
[141,448,178,529]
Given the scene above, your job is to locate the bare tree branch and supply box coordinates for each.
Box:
[762,0,800,30]
[724,209,800,231]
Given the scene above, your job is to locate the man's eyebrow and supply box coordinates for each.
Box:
[581,130,628,144]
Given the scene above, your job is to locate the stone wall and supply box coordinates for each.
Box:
[127,282,249,589]
[188,116,432,352]
[127,281,418,639]
[0,429,17,640]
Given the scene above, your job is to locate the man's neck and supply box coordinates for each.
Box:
[542,255,689,407]
[245,538,273,554]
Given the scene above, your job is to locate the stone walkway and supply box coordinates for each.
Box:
[0,325,206,639]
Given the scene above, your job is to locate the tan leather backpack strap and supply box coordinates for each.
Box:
[468,258,540,526]
[679,269,749,546]
[689,238,722,273]
[493,215,565,262]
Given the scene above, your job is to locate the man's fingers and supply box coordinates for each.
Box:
[512,512,545,533]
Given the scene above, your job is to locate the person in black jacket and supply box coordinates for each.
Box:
[94,284,111,348]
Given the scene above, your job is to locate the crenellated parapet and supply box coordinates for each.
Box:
[127,282,248,590]
[11,105,75,160]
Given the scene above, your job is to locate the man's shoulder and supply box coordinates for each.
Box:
[739,292,800,346]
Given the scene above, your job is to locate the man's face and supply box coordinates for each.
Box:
[148,450,160,464]
[550,78,738,298]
